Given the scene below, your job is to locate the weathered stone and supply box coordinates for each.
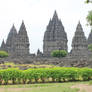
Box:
[37,49,43,57]
[88,30,92,45]
[70,22,89,58]
[43,11,67,56]
[14,21,30,56]
[6,24,17,55]
[0,11,92,67]
[0,40,6,51]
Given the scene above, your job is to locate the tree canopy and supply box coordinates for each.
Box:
[85,0,92,3]
[87,11,92,27]
[86,0,92,30]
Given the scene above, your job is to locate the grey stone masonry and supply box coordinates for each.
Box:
[88,30,92,45]
[43,11,68,56]
[37,49,43,57]
[6,24,17,55]
[1,11,92,67]
[70,22,88,58]
[0,40,6,51]
[14,21,30,56]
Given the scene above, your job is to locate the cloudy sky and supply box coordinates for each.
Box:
[0,0,92,53]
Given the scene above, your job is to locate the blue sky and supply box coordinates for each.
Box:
[0,0,92,53]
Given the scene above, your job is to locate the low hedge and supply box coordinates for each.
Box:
[0,67,92,85]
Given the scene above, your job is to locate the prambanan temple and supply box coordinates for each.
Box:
[1,11,92,67]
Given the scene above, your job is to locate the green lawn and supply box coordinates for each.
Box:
[0,82,87,92]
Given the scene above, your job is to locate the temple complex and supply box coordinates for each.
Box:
[0,11,92,67]
[1,21,30,57]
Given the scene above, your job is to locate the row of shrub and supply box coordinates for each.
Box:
[0,67,92,85]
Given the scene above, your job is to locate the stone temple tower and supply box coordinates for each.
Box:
[0,40,6,51]
[6,24,17,55]
[15,21,30,56]
[43,11,68,56]
[70,22,88,57]
[88,30,92,45]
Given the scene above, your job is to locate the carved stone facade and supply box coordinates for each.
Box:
[0,11,92,67]
[14,21,30,56]
[88,30,92,45]
[0,40,6,51]
[70,22,88,58]
[43,11,67,56]
[1,21,30,57]
[6,25,17,55]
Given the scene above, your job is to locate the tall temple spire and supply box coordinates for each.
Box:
[5,24,17,55]
[6,24,17,41]
[52,10,58,20]
[18,20,27,35]
[15,21,30,56]
[88,29,92,45]
[1,39,5,47]
[0,39,6,51]
[76,21,83,32]
[43,11,67,56]
[6,24,17,47]
[71,22,88,57]
[8,24,17,37]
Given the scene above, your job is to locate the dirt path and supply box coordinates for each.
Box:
[71,84,92,92]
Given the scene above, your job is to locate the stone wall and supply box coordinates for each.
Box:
[0,54,92,68]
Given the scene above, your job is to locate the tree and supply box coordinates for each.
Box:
[51,50,67,58]
[87,11,92,27]
[86,0,92,31]
[88,44,92,51]
[85,0,92,3]
[0,51,9,58]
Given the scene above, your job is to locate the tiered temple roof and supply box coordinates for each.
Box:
[15,21,30,56]
[88,30,92,45]
[43,11,67,56]
[70,22,88,57]
[6,24,17,55]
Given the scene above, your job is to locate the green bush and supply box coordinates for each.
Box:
[51,50,67,58]
[0,67,92,85]
[80,68,92,81]
[0,51,9,58]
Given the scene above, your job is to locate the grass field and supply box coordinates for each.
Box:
[0,81,89,92]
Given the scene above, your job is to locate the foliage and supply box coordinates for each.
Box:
[80,68,92,81]
[0,51,9,58]
[85,0,92,3]
[51,50,67,58]
[0,67,92,85]
[87,10,92,27]
[88,44,92,51]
